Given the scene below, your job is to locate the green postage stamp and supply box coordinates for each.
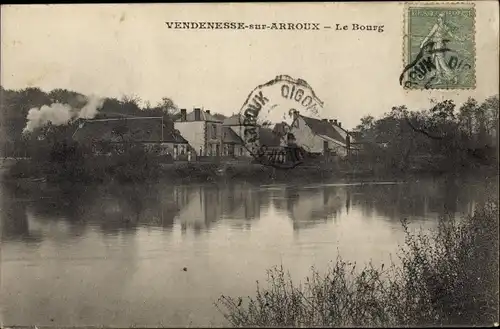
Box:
[400,2,476,90]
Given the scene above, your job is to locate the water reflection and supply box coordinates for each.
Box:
[1,175,495,327]
[271,186,346,230]
[0,176,491,242]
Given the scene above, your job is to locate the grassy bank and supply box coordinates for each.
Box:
[5,156,492,185]
[215,200,499,327]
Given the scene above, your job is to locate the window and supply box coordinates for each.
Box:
[174,145,179,159]
[212,124,217,139]
[239,147,243,156]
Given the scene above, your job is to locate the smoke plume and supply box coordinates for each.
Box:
[22,95,104,134]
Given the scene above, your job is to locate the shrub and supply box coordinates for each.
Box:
[215,201,499,327]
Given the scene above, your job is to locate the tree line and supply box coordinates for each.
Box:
[351,95,499,173]
[1,86,498,174]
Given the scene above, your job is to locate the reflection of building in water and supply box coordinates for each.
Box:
[272,185,346,230]
[177,185,222,232]
[176,184,262,232]
[220,184,261,228]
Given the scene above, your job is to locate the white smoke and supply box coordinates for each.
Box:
[78,95,104,119]
[22,95,104,134]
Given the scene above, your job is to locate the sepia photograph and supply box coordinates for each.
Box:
[1,2,499,328]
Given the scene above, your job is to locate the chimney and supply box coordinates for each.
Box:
[338,122,342,128]
[333,119,338,125]
[290,109,300,123]
[180,109,187,121]
[194,108,201,121]
[206,110,211,115]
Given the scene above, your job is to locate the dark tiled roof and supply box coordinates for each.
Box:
[73,118,188,144]
[259,127,282,147]
[222,126,244,144]
[301,115,346,144]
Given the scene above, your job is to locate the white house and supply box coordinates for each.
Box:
[283,111,353,157]
[174,108,223,156]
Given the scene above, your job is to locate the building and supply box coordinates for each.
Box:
[259,126,282,148]
[174,108,223,157]
[221,114,285,158]
[284,111,353,157]
[72,116,190,159]
[221,114,256,157]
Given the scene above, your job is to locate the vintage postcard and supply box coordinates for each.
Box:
[1,2,498,328]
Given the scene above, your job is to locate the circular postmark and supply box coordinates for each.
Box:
[238,75,324,169]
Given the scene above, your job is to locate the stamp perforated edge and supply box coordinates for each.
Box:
[401,1,477,91]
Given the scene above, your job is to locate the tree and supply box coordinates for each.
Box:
[157,97,178,116]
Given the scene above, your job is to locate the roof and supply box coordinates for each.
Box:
[177,109,222,123]
[223,114,256,126]
[300,115,346,145]
[72,117,188,144]
[222,126,244,144]
[273,122,288,137]
[259,127,282,147]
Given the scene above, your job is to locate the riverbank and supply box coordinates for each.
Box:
[215,199,499,327]
[3,156,497,186]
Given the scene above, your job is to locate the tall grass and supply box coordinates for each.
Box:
[215,200,499,327]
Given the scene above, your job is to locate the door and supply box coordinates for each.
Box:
[216,144,220,156]
[173,145,178,159]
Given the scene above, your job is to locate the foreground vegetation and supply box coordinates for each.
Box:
[215,200,499,327]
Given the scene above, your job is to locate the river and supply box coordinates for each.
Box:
[0,175,494,327]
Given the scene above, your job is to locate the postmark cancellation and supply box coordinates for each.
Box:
[401,2,476,90]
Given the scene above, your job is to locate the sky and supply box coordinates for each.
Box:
[1,2,499,130]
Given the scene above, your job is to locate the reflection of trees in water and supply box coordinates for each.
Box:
[1,176,494,240]
[0,184,38,242]
[2,181,266,238]
[268,177,491,230]
[2,182,181,239]
[349,177,485,221]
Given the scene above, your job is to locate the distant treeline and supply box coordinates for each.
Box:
[350,96,499,173]
[1,86,498,180]
[0,86,225,157]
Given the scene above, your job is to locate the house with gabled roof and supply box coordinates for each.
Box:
[221,114,251,157]
[221,114,283,158]
[174,108,223,157]
[72,116,190,159]
[284,111,353,157]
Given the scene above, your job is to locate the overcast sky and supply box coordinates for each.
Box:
[1,2,498,129]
